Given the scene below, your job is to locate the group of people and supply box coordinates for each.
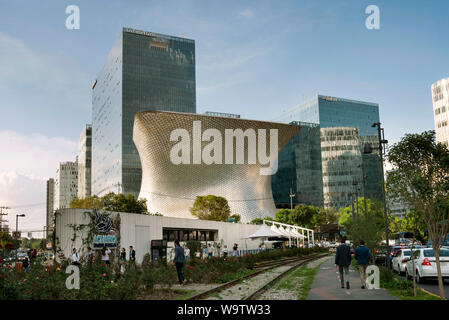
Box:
[71,246,136,267]
[181,243,240,261]
[334,237,371,289]
[173,241,242,285]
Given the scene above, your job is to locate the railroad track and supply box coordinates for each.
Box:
[187,253,329,300]
[245,254,327,300]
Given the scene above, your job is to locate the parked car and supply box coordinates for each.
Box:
[405,248,449,283]
[392,248,412,275]
[375,247,389,266]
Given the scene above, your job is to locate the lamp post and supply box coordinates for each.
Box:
[371,122,390,268]
[15,214,25,266]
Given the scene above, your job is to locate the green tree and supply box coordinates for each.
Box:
[70,192,149,214]
[386,130,449,299]
[189,195,231,221]
[229,214,241,223]
[313,207,339,226]
[291,204,319,228]
[339,197,385,258]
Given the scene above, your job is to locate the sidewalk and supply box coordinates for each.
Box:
[307,255,398,300]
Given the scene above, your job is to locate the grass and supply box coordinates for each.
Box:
[215,268,254,283]
[174,289,197,300]
[352,258,439,300]
[270,259,325,300]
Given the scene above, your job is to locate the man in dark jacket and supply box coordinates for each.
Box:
[354,240,371,289]
[335,236,352,289]
[173,240,185,285]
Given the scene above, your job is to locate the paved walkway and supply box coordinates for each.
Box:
[307,255,398,300]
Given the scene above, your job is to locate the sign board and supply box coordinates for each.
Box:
[12,231,21,239]
[93,234,117,249]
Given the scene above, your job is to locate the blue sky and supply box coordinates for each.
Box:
[0,0,448,229]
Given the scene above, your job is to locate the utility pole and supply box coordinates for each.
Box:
[289,187,295,210]
[113,182,122,194]
[372,122,390,268]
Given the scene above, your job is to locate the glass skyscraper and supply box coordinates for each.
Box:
[273,94,383,208]
[271,121,324,208]
[92,28,196,197]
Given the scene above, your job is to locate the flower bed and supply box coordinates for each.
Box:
[0,247,328,299]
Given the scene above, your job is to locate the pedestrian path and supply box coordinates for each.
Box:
[307,255,398,300]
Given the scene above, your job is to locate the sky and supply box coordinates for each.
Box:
[0,0,448,232]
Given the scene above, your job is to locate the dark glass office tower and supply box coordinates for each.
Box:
[272,121,324,208]
[273,95,383,208]
[92,28,196,197]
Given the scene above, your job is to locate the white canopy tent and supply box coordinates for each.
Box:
[246,223,283,239]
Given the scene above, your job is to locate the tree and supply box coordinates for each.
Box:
[386,131,449,299]
[70,192,149,214]
[189,195,231,221]
[229,214,241,223]
[339,197,385,259]
[313,207,339,226]
[291,204,319,228]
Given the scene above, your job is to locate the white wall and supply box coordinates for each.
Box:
[55,208,263,263]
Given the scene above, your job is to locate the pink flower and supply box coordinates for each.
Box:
[102,273,107,277]
[45,265,50,269]
[23,278,27,282]
[188,266,193,269]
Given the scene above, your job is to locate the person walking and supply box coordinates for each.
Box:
[85,247,94,266]
[222,245,228,257]
[173,240,185,285]
[22,256,30,272]
[232,243,239,257]
[120,248,126,262]
[354,240,371,289]
[184,245,190,261]
[129,246,136,262]
[71,248,80,266]
[202,244,208,259]
[335,236,352,289]
[101,246,111,265]
[207,243,213,258]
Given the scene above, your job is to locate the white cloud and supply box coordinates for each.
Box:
[0,130,77,179]
[239,9,254,18]
[0,171,46,234]
[0,131,77,233]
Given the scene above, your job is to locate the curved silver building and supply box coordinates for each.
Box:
[133,111,300,222]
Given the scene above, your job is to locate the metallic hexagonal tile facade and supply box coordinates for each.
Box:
[133,111,300,223]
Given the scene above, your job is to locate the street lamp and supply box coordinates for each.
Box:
[371,122,390,268]
[15,214,25,267]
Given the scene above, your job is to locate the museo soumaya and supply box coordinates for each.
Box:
[169,120,279,175]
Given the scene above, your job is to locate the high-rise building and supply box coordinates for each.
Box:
[431,77,449,147]
[54,161,78,210]
[46,178,55,235]
[320,127,363,208]
[92,27,196,197]
[77,124,92,198]
[273,94,383,208]
[272,121,324,208]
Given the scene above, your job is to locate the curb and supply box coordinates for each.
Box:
[418,287,441,299]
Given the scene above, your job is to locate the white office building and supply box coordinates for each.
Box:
[432,77,449,147]
[54,161,78,210]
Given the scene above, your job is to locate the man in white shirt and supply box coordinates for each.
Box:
[71,248,80,266]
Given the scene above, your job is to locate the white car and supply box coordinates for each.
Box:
[405,248,449,283]
[392,248,412,275]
